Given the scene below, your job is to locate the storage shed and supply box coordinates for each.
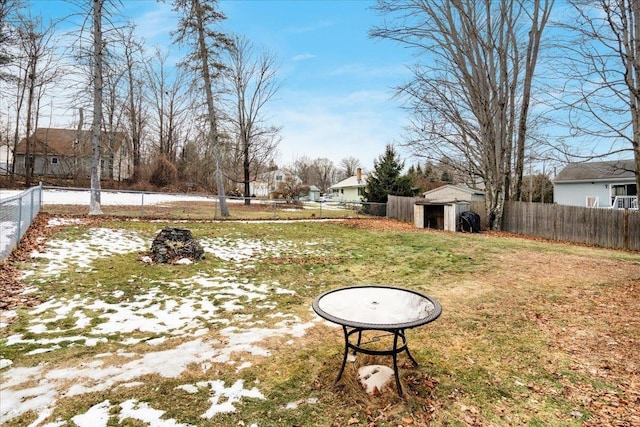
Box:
[414,200,470,232]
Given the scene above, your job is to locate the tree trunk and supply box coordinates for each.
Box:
[192,0,228,216]
[89,0,103,215]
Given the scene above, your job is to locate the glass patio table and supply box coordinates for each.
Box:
[312,285,442,396]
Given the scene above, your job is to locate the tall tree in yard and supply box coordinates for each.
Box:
[121,25,146,183]
[364,144,414,203]
[11,12,57,186]
[89,0,105,214]
[172,0,230,216]
[224,36,281,205]
[372,0,553,229]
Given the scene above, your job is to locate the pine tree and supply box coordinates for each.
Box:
[363,144,414,203]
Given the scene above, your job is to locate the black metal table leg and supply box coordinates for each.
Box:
[335,325,350,383]
[392,330,403,395]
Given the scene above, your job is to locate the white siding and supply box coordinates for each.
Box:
[554,182,611,207]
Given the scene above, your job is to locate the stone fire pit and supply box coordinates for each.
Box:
[150,227,205,263]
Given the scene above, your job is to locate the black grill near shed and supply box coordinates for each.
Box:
[459,211,481,233]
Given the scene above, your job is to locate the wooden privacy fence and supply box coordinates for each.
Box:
[502,201,640,251]
[387,196,639,251]
[386,195,419,223]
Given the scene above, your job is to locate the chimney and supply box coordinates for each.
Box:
[356,167,362,182]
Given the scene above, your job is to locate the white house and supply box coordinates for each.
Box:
[328,168,367,202]
[0,142,11,174]
[553,159,638,209]
[423,184,485,202]
[249,169,301,198]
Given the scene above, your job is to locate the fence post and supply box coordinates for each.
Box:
[38,182,43,214]
[30,186,35,221]
[141,192,145,217]
[17,192,23,245]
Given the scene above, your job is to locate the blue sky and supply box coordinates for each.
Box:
[27,0,415,172]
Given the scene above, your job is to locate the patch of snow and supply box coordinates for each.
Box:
[176,379,264,419]
[358,365,395,394]
[0,207,324,424]
[46,217,83,227]
[71,400,111,427]
[119,399,192,426]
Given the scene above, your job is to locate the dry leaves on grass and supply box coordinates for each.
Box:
[0,213,53,310]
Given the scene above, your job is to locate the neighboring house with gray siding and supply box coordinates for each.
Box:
[553,159,638,209]
[14,128,132,181]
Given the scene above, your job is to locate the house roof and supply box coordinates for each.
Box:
[330,174,368,189]
[554,159,637,183]
[15,128,128,156]
[423,184,485,198]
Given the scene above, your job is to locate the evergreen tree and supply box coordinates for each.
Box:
[363,144,414,203]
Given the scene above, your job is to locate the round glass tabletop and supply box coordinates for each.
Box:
[313,285,442,329]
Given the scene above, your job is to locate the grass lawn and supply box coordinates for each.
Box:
[1,214,639,426]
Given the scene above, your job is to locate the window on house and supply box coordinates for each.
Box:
[51,157,58,164]
[612,184,637,196]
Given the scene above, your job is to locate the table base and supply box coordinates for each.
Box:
[336,326,418,396]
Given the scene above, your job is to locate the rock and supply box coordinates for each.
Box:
[150,227,205,263]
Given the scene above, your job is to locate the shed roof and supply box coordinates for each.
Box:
[554,159,636,183]
[423,184,484,198]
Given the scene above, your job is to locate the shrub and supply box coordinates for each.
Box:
[149,156,178,188]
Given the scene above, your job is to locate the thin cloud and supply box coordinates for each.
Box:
[330,63,411,79]
[283,20,334,34]
[291,53,316,62]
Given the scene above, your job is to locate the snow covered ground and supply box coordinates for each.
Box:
[0,189,218,262]
[0,188,216,206]
[0,211,328,426]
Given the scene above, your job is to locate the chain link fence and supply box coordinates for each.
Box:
[0,185,387,262]
[0,184,43,262]
[38,186,387,221]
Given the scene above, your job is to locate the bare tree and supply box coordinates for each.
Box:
[288,156,314,185]
[172,0,231,216]
[145,47,190,163]
[89,0,106,214]
[0,0,23,81]
[13,12,58,186]
[555,0,640,196]
[223,35,281,205]
[312,157,336,193]
[339,156,361,180]
[120,24,146,183]
[372,0,554,229]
